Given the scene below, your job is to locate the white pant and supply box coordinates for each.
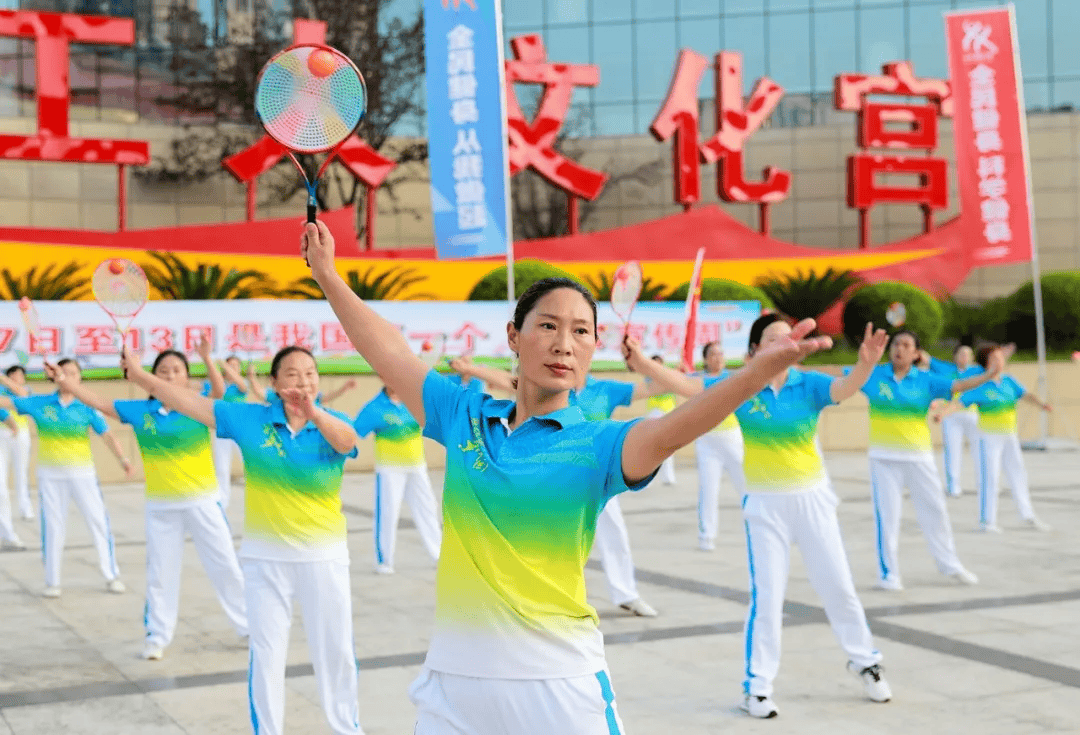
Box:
[977,432,1036,528]
[593,497,639,606]
[0,426,33,518]
[410,667,625,735]
[645,409,676,486]
[0,442,20,544]
[144,499,248,648]
[212,436,238,507]
[39,473,120,588]
[374,467,442,568]
[695,428,746,543]
[741,486,881,697]
[942,410,981,496]
[244,558,363,735]
[869,455,966,584]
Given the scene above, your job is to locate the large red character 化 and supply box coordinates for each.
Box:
[504,35,608,235]
[650,50,791,234]
[223,19,395,251]
[835,62,953,248]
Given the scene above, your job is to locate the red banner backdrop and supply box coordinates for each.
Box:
[946,6,1034,265]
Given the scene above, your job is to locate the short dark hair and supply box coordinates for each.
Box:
[702,341,720,361]
[512,277,597,333]
[748,313,784,354]
[650,354,664,363]
[225,355,242,365]
[976,344,999,369]
[887,329,921,351]
[271,346,316,378]
[56,358,78,370]
[5,365,25,378]
[152,350,189,376]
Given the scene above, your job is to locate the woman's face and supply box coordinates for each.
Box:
[226,357,242,375]
[954,346,974,370]
[889,334,919,368]
[153,355,189,386]
[704,343,724,373]
[507,288,596,394]
[271,351,320,401]
[8,369,26,386]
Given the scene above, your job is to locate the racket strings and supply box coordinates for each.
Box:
[92,263,149,319]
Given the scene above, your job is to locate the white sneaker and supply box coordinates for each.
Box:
[979,524,1003,534]
[1024,517,1051,532]
[949,568,979,585]
[619,598,658,617]
[947,489,962,498]
[19,512,34,521]
[106,579,127,594]
[374,564,395,575]
[740,694,778,718]
[848,662,892,702]
[141,643,165,661]
[698,538,715,552]
[875,577,904,592]
[42,586,61,598]
[1,538,26,551]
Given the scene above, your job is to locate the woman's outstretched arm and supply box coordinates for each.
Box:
[122,349,217,428]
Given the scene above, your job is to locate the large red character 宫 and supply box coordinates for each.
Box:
[651,50,791,234]
[504,35,608,235]
[835,62,953,248]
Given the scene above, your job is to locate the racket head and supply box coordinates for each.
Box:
[611,261,644,323]
[92,259,149,319]
[418,335,447,369]
[255,44,367,154]
[18,296,40,339]
[885,301,907,328]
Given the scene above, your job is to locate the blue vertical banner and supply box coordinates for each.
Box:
[423,0,511,260]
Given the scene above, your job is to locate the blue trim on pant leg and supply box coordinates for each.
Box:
[95,482,119,579]
[39,488,45,566]
[595,670,622,735]
[143,599,150,639]
[978,439,989,526]
[741,494,757,696]
[942,425,955,494]
[374,473,384,565]
[248,648,259,734]
[217,501,233,535]
[870,468,889,581]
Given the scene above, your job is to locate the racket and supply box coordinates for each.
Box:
[886,302,907,327]
[254,44,367,225]
[611,261,644,338]
[681,247,706,372]
[17,297,42,356]
[418,334,447,369]
[92,259,149,349]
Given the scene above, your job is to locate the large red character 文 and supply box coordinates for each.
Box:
[835,62,953,248]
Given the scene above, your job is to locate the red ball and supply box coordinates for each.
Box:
[307,49,337,78]
[421,340,433,351]
[108,259,125,275]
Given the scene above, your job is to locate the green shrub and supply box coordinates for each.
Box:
[975,295,1015,345]
[667,278,773,308]
[941,296,983,343]
[1002,271,1080,349]
[842,281,943,347]
[468,260,584,300]
[754,268,862,322]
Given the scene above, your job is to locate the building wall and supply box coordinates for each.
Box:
[1,110,1078,301]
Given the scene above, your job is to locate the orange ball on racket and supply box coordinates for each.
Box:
[422,340,433,351]
[107,259,126,275]
[307,49,338,78]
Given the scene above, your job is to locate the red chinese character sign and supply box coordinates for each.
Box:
[651,50,791,234]
[504,34,607,234]
[0,10,150,231]
[835,62,952,248]
[945,7,1034,265]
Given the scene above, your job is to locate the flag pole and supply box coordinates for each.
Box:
[1008,3,1049,445]
[495,0,514,307]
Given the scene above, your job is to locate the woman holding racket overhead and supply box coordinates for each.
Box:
[41,341,247,661]
[119,343,362,735]
[301,220,833,734]
[0,360,132,598]
[625,316,893,719]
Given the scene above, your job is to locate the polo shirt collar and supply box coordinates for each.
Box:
[484,399,585,430]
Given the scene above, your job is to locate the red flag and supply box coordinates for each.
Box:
[681,247,706,372]
[945,6,1034,265]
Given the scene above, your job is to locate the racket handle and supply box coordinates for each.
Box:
[307,203,317,224]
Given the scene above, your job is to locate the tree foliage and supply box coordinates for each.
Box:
[140,252,279,299]
[582,271,669,301]
[284,266,435,300]
[0,263,91,301]
[754,268,863,322]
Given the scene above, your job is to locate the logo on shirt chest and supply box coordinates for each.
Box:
[42,406,59,422]
[142,414,158,435]
[260,424,286,458]
[748,396,771,420]
[457,417,488,472]
[384,412,404,426]
[877,382,895,401]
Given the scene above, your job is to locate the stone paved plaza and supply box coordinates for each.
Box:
[1,450,1077,734]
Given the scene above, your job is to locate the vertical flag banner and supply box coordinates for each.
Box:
[945,6,1034,265]
[423,0,512,260]
[681,247,706,372]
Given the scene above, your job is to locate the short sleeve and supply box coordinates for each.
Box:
[352,399,381,438]
[804,371,836,411]
[1008,376,1025,398]
[89,409,109,435]
[422,370,471,446]
[928,357,955,377]
[607,380,635,409]
[11,395,41,419]
[324,406,360,459]
[113,400,144,427]
[0,407,8,421]
[928,375,956,401]
[214,400,255,441]
[959,386,981,407]
[702,373,728,390]
[599,418,657,502]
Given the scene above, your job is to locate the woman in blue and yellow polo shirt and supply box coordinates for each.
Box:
[121,343,362,735]
[302,219,832,735]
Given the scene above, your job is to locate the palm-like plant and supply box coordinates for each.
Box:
[754,268,863,322]
[140,252,279,299]
[0,263,91,300]
[583,271,669,301]
[283,266,435,301]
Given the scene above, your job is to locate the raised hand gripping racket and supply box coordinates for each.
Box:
[18,297,43,358]
[255,44,367,224]
[93,258,149,345]
[611,261,644,338]
[418,334,447,369]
